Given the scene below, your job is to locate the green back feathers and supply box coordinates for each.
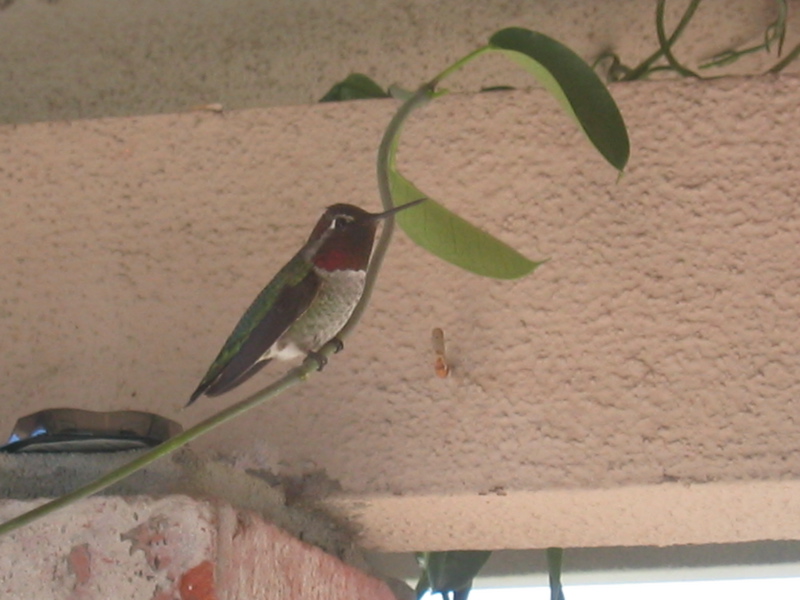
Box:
[199,254,312,384]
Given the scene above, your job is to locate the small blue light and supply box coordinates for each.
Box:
[29,427,47,438]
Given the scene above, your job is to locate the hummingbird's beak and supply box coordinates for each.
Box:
[370,197,426,220]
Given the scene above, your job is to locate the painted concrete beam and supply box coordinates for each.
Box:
[0,75,799,552]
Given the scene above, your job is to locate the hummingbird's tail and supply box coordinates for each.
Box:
[185,359,271,406]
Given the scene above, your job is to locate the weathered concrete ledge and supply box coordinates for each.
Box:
[0,76,799,552]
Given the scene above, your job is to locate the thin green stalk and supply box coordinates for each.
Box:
[655,0,702,78]
[770,0,789,54]
[700,0,787,69]
[547,547,565,600]
[376,84,434,211]
[767,42,800,74]
[624,0,702,80]
[375,44,491,213]
[0,211,396,537]
[0,72,445,539]
[344,82,438,344]
[0,37,503,537]
[699,45,767,69]
[0,205,403,537]
[593,52,632,82]
[429,46,492,88]
[0,356,322,536]
[368,52,491,318]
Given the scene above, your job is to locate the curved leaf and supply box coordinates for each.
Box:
[383,86,542,280]
[390,167,542,279]
[426,550,492,595]
[319,73,389,102]
[489,27,630,171]
[547,547,566,600]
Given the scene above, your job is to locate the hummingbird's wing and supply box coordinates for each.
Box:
[187,261,321,405]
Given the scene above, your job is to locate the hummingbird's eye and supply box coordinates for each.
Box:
[332,215,353,230]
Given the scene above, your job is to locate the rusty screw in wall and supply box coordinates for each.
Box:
[431,327,450,378]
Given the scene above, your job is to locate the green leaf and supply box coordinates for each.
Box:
[546,547,566,600]
[418,550,492,598]
[488,27,630,171]
[319,73,389,102]
[390,169,542,279]
[415,566,431,600]
[382,86,541,280]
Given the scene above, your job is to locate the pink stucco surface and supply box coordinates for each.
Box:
[1,76,799,550]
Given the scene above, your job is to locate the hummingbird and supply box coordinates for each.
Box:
[187,198,425,406]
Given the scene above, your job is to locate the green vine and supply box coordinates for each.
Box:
[595,0,798,81]
[0,36,628,600]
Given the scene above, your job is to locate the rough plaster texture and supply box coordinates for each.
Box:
[0,0,799,124]
[0,496,397,599]
[0,75,799,551]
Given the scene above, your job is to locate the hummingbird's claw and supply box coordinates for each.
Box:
[306,338,344,372]
[306,350,328,371]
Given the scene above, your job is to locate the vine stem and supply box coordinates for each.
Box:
[430,46,492,87]
[368,43,495,314]
[655,0,701,78]
[623,0,702,80]
[0,362,313,536]
[0,74,445,540]
[699,0,788,71]
[546,547,565,600]
[0,37,495,537]
[768,42,800,74]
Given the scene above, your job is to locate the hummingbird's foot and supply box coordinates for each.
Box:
[306,350,328,372]
[306,339,344,371]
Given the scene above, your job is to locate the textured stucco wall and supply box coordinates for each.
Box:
[1,75,799,551]
[0,0,798,123]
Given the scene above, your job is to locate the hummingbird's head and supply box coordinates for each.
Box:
[307,199,425,271]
